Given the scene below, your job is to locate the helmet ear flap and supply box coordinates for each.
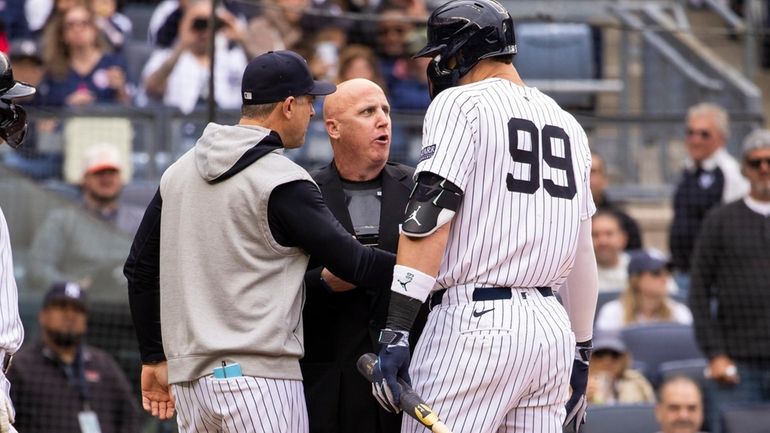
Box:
[0,100,29,149]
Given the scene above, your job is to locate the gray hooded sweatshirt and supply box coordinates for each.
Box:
[159,123,313,383]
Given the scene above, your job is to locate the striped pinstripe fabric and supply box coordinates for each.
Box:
[173,376,308,433]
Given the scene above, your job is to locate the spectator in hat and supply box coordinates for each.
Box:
[689,128,770,433]
[595,249,692,332]
[28,144,144,295]
[2,38,64,180]
[7,282,139,433]
[586,331,655,405]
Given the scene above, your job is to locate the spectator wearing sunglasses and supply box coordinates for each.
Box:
[689,128,770,433]
[595,249,692,333]
[669,103,749,289]
[586,331,655,406]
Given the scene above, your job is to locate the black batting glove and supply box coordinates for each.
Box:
[371,329,411,414]
[563,340,592,433]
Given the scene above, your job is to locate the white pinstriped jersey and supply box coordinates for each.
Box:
[416,78,595,291]
[0,208,24,355]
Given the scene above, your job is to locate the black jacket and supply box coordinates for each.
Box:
[8,339,140,433]
[301,161,428,433]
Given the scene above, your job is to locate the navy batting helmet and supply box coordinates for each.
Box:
[414,0,516,99]
[0,52,36,149]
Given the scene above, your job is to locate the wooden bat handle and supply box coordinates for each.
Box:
[357,353,454,433]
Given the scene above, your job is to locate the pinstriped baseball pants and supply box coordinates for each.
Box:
[402,287,574,433]
[172,375,308,433]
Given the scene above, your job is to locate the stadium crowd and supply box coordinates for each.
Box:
[0,1,768,432]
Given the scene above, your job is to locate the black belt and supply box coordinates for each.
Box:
[429,286,553,309]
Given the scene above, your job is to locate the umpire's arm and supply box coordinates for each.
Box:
[124,188,166,364]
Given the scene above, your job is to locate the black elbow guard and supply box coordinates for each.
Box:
[401,172,463,237]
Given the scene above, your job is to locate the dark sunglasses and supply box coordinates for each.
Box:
[686,128,711,139]
[746,157,770,169]
[593,350,623,359]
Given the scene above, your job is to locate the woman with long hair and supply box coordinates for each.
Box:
[40,4,129,106]
[596,249,693,332]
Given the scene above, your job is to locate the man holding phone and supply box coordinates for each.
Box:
[141,0,253,114]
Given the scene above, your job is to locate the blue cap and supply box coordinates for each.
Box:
[43,282,87,310]
[241,50,336,105]
[627,249,671,276]
[593,330,626,354]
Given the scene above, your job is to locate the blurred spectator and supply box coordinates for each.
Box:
[148,0,246,48]
[655,376,706,433]
[8,282,139,433]
[336,44,385,88]
[376,7,414,78]
[1,0,31,40]
[28,144,143,294]
[248,0,310,54]
[669,103,748,281]
[7,40,46,103]
[89,0,132,52]
[40,4,129,106]
[596,249,691,332]
[592,210,630,292]
[2,39,63,180]
[388,30,430,112]
[591,152,643,250]
[26,0,87,36]
[141,0,249,114]
[586,331,655,405]
[689,129,770,433]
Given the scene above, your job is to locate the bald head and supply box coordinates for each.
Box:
[322,78,391,181]
[324,78,384,121]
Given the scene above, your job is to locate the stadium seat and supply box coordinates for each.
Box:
[122,3,156,42]
[658,358,708,388]
[582,403,658,433]
[513,22,597,109]
[721,403,770,433]
[621,323,704,386]
[595,291,620,320]
[124,40,156,87]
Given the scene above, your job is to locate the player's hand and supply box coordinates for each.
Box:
[564,341,592,433]
[372,329,411,414]
[141,362,175,420]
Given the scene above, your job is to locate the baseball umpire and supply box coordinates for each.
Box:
[0,51,35,432]
[124,50,397,433]
[369,1,599,433]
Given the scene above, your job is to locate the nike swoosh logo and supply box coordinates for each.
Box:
[472,307,495,318]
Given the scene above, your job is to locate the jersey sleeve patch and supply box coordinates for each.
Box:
[418,144,437,163]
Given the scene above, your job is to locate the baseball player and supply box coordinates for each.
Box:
[370,2,599,433]
[124,51,397,433]
[0,51,34,432]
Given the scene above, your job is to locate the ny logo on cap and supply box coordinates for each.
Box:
[64,282,82,299]
[244,91,253,100]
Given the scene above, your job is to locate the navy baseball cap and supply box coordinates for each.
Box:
[241,50,336,105]
[593,331,626,354]
[43,282,87,311]
[627,249,671,276]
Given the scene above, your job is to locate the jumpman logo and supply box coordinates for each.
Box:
[398,273,414,291]
[405,206,422,226]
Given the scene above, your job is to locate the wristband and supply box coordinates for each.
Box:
[390,264,435,302]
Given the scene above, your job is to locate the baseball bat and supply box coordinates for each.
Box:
[357,353,453,433]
